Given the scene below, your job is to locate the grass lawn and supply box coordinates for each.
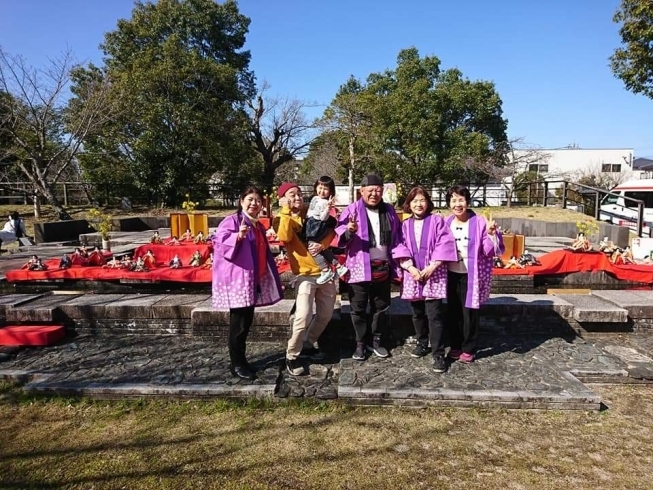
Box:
[1,382,652,489]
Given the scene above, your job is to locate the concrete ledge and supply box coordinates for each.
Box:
[5,293,65,323]
[0,294,49,323]
[22,381,277,399]
[34,219,95,244]
[591,290,653,319]
[483,294,574,317]
[337,385,602,410]
[151,294,211,319]
[192,299,297,327]
[553,293,629,323]
[56,294,130,319]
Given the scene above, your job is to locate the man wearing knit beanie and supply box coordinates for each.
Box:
[273,181,337,377]
[334,173,407,361]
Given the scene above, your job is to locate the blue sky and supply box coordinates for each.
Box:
[3,0,652,157]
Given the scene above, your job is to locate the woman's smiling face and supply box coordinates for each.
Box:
[241,192,263,216]
[409,193,428,218]
[449,192,469,219]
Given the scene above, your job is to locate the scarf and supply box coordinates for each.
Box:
[242,210,258,226]
[365,201,392,248]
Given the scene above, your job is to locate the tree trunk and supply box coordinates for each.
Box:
[33,192,41,219]
[262,161,276,192]
[39,182,72,220]
[505,189,512,208]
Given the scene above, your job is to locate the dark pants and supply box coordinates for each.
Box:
[410,299,445,356]
[348,279,391,342]
[229,306,255,367]
[446,271,480,354]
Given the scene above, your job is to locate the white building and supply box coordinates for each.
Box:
[510,147,635,184]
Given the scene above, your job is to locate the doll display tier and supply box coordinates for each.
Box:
[5,247,653,286]
[493,249,653,284]
[5,242,291,283]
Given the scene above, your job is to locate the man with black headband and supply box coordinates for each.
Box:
[335,174,408,361]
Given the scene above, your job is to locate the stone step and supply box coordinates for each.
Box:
[2,291,647,340]
[591,290,653,320]
[551,293,629,323]
[0,335,613,410]
[4,293,64,323]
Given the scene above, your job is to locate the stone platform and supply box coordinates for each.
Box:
[1,290,653,409]
[2,332,652,410]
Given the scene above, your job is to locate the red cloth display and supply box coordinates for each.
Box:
[492,249,653,284]
[133,242,212,266]
[6,248,653,285]
[0,325,65,346]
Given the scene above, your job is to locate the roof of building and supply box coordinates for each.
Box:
[634,158,653,170]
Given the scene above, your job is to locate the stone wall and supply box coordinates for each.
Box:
[494,218,630,248]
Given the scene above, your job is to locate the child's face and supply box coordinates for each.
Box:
[316,183,331,199]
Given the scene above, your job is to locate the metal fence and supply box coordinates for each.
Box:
[0,182,244,209]
[1,178,649,237]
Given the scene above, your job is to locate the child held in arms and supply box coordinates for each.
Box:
[301,176,348,284]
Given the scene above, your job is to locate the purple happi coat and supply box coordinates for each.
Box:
[400,214,458,301]
[445,211,504,309]
[335,199,408,283]
[211,213,283,310]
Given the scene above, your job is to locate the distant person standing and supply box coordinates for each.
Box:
[0,211,28,251]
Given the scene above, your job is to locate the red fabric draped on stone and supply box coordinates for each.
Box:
[133,243,212,266]
[492,249,653,283]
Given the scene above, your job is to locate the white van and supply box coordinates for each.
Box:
[599,179,653,236]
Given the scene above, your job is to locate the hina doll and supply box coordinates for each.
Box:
[189,250,203,267]
[169,254,182,268]
[142,249,157,269]
[88,246,106,266]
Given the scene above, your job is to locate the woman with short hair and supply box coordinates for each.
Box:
[445,185,504,363]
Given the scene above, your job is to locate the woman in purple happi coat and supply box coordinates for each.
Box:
[335,173,408,361]
[445,185,504,364]
[212,186,283,380]
[397,186,458,373]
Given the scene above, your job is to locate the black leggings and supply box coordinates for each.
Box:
[229,306,255,367]
[446,271,480,354]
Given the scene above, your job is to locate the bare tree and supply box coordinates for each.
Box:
[320,76,373,202]
[247,82,317,190]
[300,137,342,184]
[0,47,114,218]
[573,163,631,189]
[462,137,552,207]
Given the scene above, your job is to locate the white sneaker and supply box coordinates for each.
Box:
[316,268,335,285]
[335,264,349,278]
